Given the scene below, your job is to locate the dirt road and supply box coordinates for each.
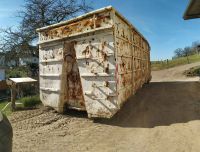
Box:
[151,62,200,82]
[10,62,200,152]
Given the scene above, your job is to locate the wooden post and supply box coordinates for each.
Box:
[167,59,169,68]
[11,84,16,111]
[186,54,190,64]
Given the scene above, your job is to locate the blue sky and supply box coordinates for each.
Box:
[0,0,199,61]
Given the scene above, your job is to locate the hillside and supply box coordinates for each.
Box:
[151,54,200,71]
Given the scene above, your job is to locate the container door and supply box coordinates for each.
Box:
[39,42,64,113]
[73,32,118,118]
[63,42,85,110]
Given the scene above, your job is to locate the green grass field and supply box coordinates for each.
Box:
[151,54,200,71]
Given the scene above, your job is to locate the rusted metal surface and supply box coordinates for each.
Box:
[63,42,85,110]
[114,12,150,106]
[38,11,113,43]
[37,6,151,118]
[74,31,117,118]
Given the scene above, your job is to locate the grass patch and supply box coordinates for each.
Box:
[0,100,12,116]
[183,66,200,77]
[151,54,200,71]
[0,95,41,116]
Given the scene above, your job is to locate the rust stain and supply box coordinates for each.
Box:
[64,42,85,108]
[40,12,112,42]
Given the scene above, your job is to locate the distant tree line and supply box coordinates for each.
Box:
[173,41,200,58]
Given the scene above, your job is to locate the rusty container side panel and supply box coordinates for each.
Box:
[114,13,151,108]
[132,30,151,90]
[74,30,118,118]
[61,9,116,114]
[63,42,85,110]
[39,41,66,112]
[114,13,133,107]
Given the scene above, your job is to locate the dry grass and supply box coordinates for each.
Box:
[151,54,200,71]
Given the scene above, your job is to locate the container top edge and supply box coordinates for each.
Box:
[36,5,150,49]
[112,8,150,48]
[36,6,113,32]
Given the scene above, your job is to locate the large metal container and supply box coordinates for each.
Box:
[37,6,151,118]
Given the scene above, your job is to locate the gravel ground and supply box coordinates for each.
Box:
[9,62,200,152]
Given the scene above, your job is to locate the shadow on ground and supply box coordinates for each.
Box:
[95,81,200,128]
[63,108,88,118]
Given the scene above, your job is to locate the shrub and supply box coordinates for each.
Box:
[183,66,200,77]
[6,66,29,78]
[19,95,41,108]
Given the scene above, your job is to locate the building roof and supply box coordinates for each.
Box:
[184,0,200,20]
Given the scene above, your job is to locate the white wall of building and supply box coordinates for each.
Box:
[0,69,5,80]
[19,57,39,65]
[0,55,39,66]
[0,56,5,65]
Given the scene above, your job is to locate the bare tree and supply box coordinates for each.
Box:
[0,0,92,67]
[191,41,200,54]
[19,0,93,40]
[0,27,37,66]
[174,48,183,58]
[192,41,200,48]
[183,47,191,64]
[173,41,200,59]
